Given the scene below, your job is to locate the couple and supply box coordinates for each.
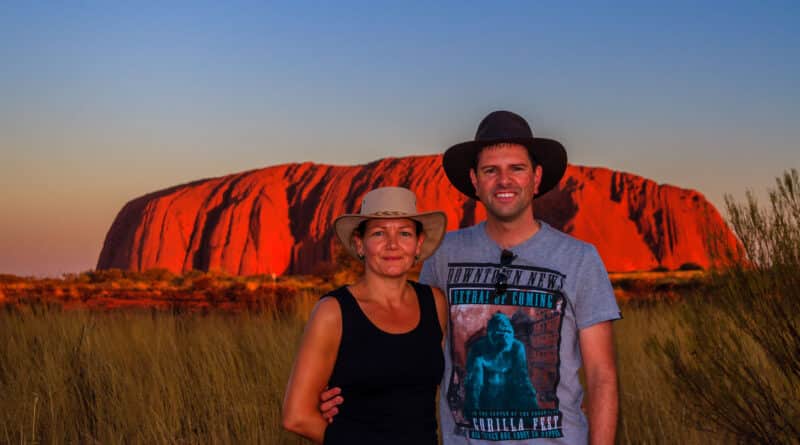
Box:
[283,111,621,444]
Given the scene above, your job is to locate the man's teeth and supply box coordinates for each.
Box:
[496,192,515,198]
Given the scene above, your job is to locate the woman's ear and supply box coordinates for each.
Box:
[352,235,365,259]
[416,232,426,257]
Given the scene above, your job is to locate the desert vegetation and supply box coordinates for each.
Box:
[1,170,797,444]
[648,169,800,444]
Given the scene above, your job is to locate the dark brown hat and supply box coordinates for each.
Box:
[442,110,567,199]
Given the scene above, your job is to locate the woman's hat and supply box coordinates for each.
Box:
[334,187,447,261]
[442,110,568,199]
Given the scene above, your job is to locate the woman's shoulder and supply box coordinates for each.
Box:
[410,280,443,295]
[321,285,352,300]
[409,281,444,300]
[411,281,448,334]
[309,293,344,327]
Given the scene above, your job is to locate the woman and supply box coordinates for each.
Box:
[282,186,448,444]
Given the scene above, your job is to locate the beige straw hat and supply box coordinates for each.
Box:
[333,187,447,261]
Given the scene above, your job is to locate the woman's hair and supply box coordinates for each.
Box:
[353,219,424,238]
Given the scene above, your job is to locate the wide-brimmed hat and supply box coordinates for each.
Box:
[334,187,447,261]
[443,110,567,199]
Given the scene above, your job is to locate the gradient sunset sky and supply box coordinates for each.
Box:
[1,1,798,277]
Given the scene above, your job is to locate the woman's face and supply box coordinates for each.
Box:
[354,218,425,278]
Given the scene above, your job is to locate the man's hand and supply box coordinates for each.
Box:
[319,387,344,423]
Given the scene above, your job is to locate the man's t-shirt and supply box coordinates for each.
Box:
[420,221,621,444]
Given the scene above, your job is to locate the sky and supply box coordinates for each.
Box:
[1,1,798,277]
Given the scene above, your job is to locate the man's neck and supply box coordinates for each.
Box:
[484,212,541,249]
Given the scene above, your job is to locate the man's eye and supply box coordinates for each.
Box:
[400,231,413,237]
[371,231,384,237]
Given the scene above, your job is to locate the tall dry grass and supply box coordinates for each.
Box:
[615,301,719,444]
[0,293,316,445]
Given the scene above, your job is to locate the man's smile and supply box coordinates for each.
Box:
[494,191,517,202]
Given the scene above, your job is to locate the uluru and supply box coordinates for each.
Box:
[96,155,738,275]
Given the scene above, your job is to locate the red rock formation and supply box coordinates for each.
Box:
[97,155,738,275]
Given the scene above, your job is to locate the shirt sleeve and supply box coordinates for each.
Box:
[575,244,621,330]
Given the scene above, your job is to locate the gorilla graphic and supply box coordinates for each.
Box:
[463,312,538,414]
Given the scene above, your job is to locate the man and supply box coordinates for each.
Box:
[322,110,620,444]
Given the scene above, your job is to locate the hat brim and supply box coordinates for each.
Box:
[442,137,567,200]
[333,211,448,261]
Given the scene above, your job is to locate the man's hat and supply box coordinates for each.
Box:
[442,110,567,199]
[333,187,447,261]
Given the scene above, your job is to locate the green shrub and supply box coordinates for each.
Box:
[0,274,27,284]
[85,268,124,283]
[677,262,703,271]
[649,169,800,444]
[138,268,176,282]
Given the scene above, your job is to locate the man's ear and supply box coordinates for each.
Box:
[469,168,478,190]
[533,164,543,195]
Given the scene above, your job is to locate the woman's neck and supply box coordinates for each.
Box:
[351,272,409,305]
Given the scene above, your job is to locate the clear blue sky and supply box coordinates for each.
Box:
[1,1,798,276]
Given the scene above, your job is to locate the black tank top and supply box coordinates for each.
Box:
[322,281,444,445]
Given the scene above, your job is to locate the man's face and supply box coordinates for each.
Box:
[469,143,542,223]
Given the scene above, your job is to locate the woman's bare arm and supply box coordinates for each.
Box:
[282,297,342,443]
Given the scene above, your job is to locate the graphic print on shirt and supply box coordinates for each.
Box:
[446,261,567,441]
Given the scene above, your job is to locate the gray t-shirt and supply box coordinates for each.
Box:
[420,221,620,444]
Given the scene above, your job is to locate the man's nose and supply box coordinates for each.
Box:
[498,170,513,186]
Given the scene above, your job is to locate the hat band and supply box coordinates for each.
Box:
[363,210,413,217]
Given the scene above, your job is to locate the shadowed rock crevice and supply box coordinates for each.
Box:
[610,171,623,203]
[191,174,247,271]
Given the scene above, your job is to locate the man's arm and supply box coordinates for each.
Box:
[579,321,618,445]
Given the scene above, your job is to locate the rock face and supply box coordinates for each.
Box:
[97,155,737,275]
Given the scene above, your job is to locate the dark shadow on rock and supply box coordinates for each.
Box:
[534,177,579,231]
